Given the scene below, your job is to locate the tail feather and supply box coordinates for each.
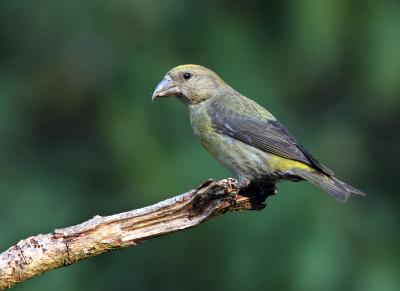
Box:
[292,169,364,202]
[342,182,365,196]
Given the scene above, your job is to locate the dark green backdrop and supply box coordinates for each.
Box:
[1,0,399,290]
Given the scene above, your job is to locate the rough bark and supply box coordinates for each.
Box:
[0,178,276,290]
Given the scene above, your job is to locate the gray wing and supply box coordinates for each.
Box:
[207,99,334,176]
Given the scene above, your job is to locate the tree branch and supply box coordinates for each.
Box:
[0,178,276,290]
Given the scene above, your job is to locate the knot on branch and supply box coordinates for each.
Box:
[188,178,277,218]
[189,178,239,220]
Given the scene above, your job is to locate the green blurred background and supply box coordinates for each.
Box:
[1,0,399,290]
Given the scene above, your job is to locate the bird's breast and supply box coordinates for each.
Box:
[190,108,220,154]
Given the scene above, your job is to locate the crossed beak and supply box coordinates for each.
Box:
[151,78,181,102]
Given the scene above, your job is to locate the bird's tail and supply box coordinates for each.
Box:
[292,169,365,202]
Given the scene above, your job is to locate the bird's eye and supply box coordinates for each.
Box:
[183,73,191,80]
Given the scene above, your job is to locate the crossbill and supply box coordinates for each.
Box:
[152,65,364,202]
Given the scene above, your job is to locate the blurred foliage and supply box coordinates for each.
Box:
[1,0,399,290]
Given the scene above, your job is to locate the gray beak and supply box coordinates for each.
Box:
[151,78,181,102]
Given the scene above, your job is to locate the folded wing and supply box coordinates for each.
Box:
[208,95,334,176]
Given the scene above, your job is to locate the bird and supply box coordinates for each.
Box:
[152,64,365,202]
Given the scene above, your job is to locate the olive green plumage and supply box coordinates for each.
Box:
[152,65,365,202]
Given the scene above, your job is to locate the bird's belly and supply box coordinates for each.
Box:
[199,131,276,181]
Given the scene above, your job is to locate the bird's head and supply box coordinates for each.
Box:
[152,65,229,106]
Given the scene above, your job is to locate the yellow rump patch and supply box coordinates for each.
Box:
[268,154,314,172]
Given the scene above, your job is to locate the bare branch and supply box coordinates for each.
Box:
[0,178,276,290]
